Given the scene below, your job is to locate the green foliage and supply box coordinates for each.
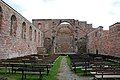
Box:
[66,56,72,69]
[47,50,52,55]
[42,56,62,80]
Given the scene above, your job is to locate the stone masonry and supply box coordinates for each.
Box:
[0,0,44,59]
[0,0,120,59]
[32,19,94,53]
[87,24,120,57]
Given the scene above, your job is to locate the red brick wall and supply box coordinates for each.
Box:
[87,24,120,57]
[87,26,103,54]
[109,23,120,56]
[0,1,43,59]
[32,19,94,53]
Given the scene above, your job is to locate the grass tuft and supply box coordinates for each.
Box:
[42,56,62,80]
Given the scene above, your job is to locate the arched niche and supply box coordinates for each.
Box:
[29,26,32,41]
[0,6,3,31]
[10,15,17,36]
[21,22,26,39]
[34,30,37,41]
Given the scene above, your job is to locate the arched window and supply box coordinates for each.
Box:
[21,22,26,39]
[0,6,2,12]
[34,30,36,42]
[29,26,32,41]
[0,6,3,31]
[38,23,42,29]
[38,32,40,43]
[10,15,17,36]
[95,32,97,37]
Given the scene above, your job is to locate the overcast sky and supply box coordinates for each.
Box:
[3,0,120,30]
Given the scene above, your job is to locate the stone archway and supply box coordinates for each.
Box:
[54,21,75,53]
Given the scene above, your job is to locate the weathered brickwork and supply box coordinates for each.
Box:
[0,0,119,58]
[108,23,120,56]
[32,19,94,53]
[87,26,103,54]
[0,1,43,59]
[87,23,120,57]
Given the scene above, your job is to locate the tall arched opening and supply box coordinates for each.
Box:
[55,22,75,53]
[0,6,3,31]
[10,15,17,36]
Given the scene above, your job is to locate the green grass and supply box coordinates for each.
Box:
[66,56,72,69]
[47,51,52,56]
[42,56,62,80]
[0,56,62,80]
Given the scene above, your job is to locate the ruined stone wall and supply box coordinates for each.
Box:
[77,21,94,39]
[32,19,94,53]
[32,19,94,39]
[0,0,43,59]
[87,26,103,54]
[32,19,53,39]
[100,30,110,55]
[109,23,120,56]
[87,23,120,57]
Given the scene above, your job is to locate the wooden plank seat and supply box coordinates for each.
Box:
[15,65,45,80]
[90,62,120,79]
[0,59,51,74]
[0,54,59,80]
[91,71,120,79]
[9,60,52,73]
[72,62,92,75]
[68,54,93,75]
[10,61,54,80]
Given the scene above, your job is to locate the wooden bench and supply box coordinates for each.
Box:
[14,64,46,80]
[0,54,59,80]
[90,62,120,79]
[69,54,93,75]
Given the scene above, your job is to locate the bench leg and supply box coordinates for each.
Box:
[84,66,87,76]
[47,66,49,75]
[39,70,42,80]
[101,71,103,80]
[74,65,76,73]
[24,73,26,79]
[11,65,13,74]
[21,70,24,80]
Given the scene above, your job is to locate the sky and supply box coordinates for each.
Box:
[3,0,120,30]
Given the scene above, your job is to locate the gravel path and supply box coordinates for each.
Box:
[57,56,93,80]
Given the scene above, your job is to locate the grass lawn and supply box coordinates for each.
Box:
[0,56,62,80]
[42,56,62,80]
[66,56,72,69]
